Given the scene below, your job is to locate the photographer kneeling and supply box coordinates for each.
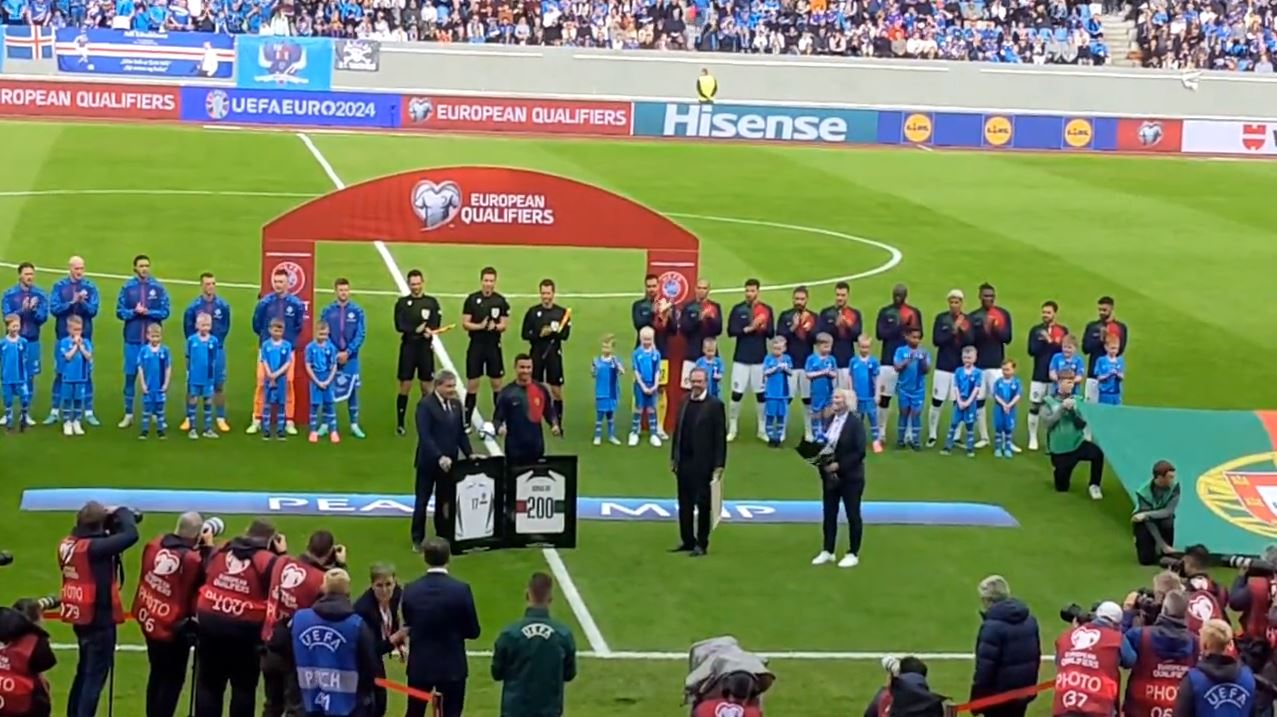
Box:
[0,598,57,717]
[58,502,139,717]
[865,656,948,717]
[1051,602,1124,717]
[1133,461,1180,566]
[1123,590,1198,717]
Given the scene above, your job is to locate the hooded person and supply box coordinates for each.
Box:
[0,598,57,717]
[866,656,948,717]
[972,575,1041,717]
[1174,619,1256,717]
[1122,590,1199,717]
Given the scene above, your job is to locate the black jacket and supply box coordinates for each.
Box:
[0,607,56,717]
[670,393,727,479]
[69,509,139,629]
[415,392,473,471]
[827,410,867,485]
[864,673,948,717]
[353,585,403,678]
[402,571,481,684]
[276,594,380,709]
[971,598,1042,704]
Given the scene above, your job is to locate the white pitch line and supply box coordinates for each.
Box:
[296,132,614,658]
[0,189,902,298]
[48,642,1003,661]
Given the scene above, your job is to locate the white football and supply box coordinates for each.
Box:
[479,421,496,439]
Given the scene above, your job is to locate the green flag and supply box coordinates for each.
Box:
[1082,403,1277,556]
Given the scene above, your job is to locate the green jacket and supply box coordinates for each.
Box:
[491,607,577,717]
[1042,394,1086,454]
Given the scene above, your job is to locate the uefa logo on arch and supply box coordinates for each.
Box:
[272,261,307,296]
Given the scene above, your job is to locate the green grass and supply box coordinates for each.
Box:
[2,121,1276,716]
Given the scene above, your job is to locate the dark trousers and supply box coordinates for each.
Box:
[1134,518,1175,565]
[145,637,191,717]
[261,649,301,717]
[193,632,260,717]
[411,467,439,547]
[676,469,712,550]
[404,679,465,717]
[821,475,865,555]
[1050,441,1105,492]
[67,624,116,717]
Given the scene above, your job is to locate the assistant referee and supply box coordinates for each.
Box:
[521,278,570,431]
[462,266,510,431]
[394,269,442,436]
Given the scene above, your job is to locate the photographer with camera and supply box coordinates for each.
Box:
[1133,461,1181,566]
[0,598,57,717]
[261,531,347,717]
[972,576,1041,717]
[194,518,288,717]
[1051,601,1124,717]
[1227,547,1277,656]
[865,656,948,717]
[1122,590,1198,717]
[1179,548,1228,638]
[1174,620,1256,717]
[133,513,218,717]
[1122,572,1184,631]
[57,501,139,717]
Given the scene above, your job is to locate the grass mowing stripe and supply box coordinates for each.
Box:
[296,131,615,657]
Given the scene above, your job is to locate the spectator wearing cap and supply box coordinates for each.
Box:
[971,575,1041,717]
[1133,460,1180,566]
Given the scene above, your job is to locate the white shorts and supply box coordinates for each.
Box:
[730,362,764,395]
[1084,378,1100,404]
[836,367,851,390]
[977,369,999,401]
[788,371,811,400]
[931,369,954,403]
[1030,381,1050,404]
[681,359,697,389]
[877,365,898,398]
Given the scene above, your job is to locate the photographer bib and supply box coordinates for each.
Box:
[1052,625,1122,717]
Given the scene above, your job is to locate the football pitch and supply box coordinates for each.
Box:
[3,120,1277,716]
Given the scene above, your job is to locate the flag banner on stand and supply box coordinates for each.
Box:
[55,29,233,78]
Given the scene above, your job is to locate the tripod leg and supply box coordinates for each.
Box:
[188,645,199,717]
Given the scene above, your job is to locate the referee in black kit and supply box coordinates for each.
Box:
[522,279,571,431]
[395,269,443,436]
[462,266,511,431]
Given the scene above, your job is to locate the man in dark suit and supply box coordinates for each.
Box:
[812,388,868,569]
[669,367,727,557]
[413,370,473,549]
[402,538,482,717]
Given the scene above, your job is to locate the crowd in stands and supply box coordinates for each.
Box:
[1,0,1113,63]
[1133,0,1275,71]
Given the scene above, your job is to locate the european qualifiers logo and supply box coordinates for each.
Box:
[407,97,433,123]
[1138,121,1164,147]
[410,180,556,231]
[1198,453,1277,539]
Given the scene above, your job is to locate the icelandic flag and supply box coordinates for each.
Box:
[5,26,55,60]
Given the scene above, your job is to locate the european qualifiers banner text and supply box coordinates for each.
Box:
[55,29,234,78]
[0,79,181,120]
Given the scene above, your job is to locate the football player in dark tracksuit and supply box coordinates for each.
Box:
[776,286,818,443]
[493,354,560,465]
[968,283,1013,452]
[815,281,863,390]
[631,274,675,432]
[927,290,976,447]
[521,279,570,434]
[1025,300,1068,452]
[874,283,923,434]
[676,279,723,393]
[1081,296,1129,405]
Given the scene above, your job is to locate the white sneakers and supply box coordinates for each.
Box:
[627,433,662,447]
[1089,485,1104,501]
[285,421,298,436]
[1027,435,1039,451]
[974,439,990,449]
[245,420,260,435]
[592,436,602,446]
[811,551,859,568]
[627,433,639,447]
[727,420,738,443]
[63,421,84,436]
[649,434,662,448]
[117,414,133,429]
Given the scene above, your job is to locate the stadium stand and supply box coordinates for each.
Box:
[1132,0,1276,70]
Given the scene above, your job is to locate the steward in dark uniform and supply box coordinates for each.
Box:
[491,573,576,717]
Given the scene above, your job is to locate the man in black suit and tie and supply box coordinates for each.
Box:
[402,538,482,717]
[413,370,474,549]
[669,367,727,557]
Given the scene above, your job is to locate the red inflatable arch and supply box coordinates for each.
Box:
[260,166,701,426]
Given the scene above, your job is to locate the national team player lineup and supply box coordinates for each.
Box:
[0,254,1130,454]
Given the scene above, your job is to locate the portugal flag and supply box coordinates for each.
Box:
[1083,404,1277,556]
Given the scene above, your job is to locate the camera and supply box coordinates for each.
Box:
[0,550,13,567]
[1226,555,1276,577]
[35,595,60,611]
[203,517,225,538]
[1060,602,1097,624]
[1132,587,1159,622]
[105,507,144,532]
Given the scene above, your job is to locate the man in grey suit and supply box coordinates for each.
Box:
[413,370,473,548]
[669,367,727,557]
